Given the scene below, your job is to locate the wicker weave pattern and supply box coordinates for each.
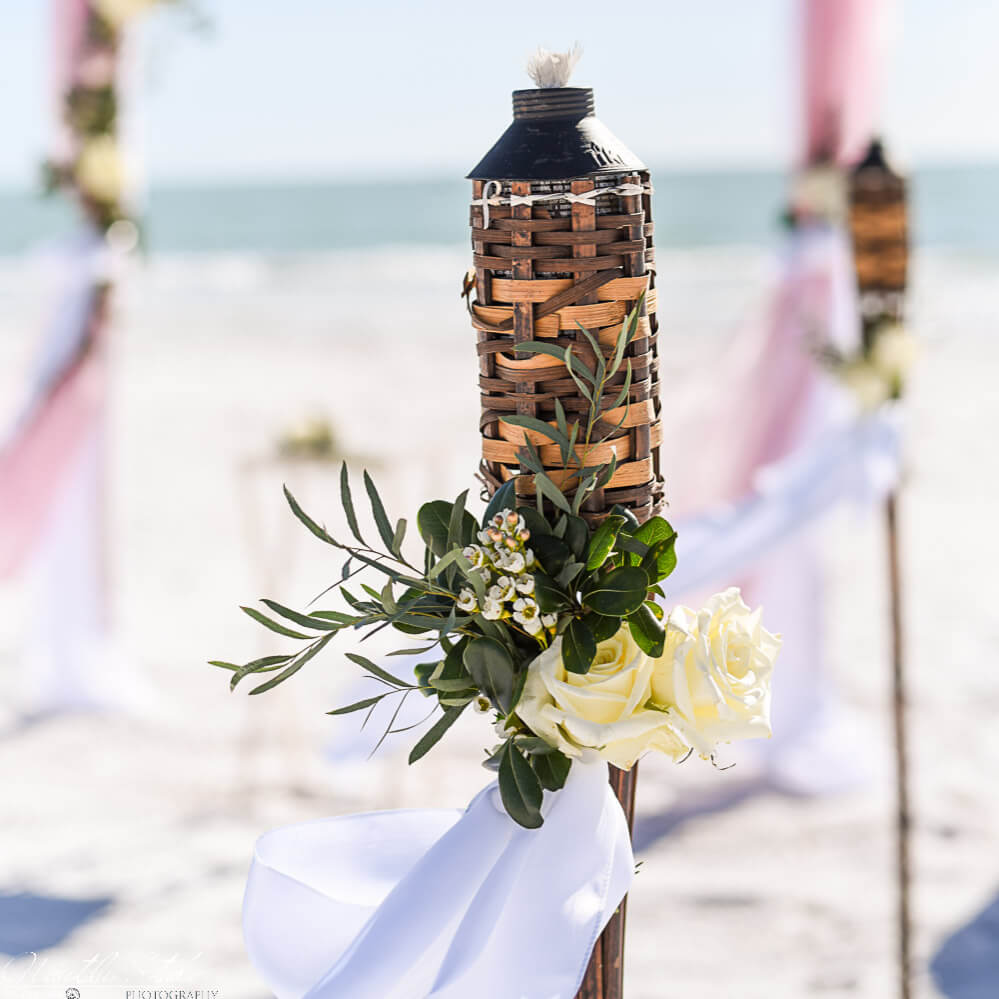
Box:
[470,170,664,525]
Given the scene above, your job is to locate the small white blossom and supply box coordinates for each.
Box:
[473,694,492,714]
[493,575,517,601]
[482,596,504,621]
[477,529,493,545]
[541,613,558,628]
[504,551,527,574]
[456,588,478,613]
[524,549,536,568]
[462,544,487,568]
[513,597,542,634]
[515,574,535,595]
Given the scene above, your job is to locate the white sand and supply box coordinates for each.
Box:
[0,246,995,997]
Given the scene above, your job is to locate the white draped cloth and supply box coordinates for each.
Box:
[243,756,633,999]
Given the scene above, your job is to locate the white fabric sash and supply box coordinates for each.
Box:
[243,757,633,999]
[668,405,902,597]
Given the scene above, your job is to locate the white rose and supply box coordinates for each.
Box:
[870,323,917,391]
[75,136,125,206]
[841,360,890,412]
[515,626,688,769]
[651,588,780,759]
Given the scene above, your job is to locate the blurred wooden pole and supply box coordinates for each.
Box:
[886,491,912,999]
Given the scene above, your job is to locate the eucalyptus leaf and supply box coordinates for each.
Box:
[501,414,570,452]
[249,633,333,694]
[259,599,342,633]
[363,471,396,553]
[498,740,544,829]
[408,706,466,764]
[327,695,386,716]
[418,500,459,558]
[240,605,310,640]
[345,652,413,688]
[534,470,572,514]
[463,637,516,713]
[339,463,365,545]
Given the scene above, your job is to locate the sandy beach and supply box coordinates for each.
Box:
[0,244,996,998]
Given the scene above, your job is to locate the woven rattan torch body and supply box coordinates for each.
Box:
[468,86,664,528]
[467,81,662,999]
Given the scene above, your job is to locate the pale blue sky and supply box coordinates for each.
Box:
[1,0,997,186]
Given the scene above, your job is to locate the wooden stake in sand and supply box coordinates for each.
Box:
[848,138,913,999]
[466,49,665,998]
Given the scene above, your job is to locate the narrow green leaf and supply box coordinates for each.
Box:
[501,414,570,452]
[447,489,470,551]
[261,598,342,632]
[283,486,336,547]
[408,707,466,763]
[345,652,413,688]
[564,345,594,400]
[534,470,572,514]
[250,633,333,694]
[340,463,365,545]
[391,518,407,557]
[240,605,310,640]
[327,695,386,716]
[363,470,396,552]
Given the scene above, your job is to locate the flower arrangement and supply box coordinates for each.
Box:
[213,303,780,828]
[821,317,917,410]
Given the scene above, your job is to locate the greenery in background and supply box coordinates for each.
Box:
[211,299,678,828]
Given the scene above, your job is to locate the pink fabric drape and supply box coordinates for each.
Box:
[803,0,890,165]
[0,328,107,579]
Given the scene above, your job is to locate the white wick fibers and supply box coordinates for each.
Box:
[526,44,582,89]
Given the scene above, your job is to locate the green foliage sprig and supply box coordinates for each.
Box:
[212,300,677,828]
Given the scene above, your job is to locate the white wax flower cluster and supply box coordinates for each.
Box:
[457,509,556,638]
[512,588,780,769]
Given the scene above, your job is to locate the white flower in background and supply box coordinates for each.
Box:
[94,0,160,26]
[481,596,503,621]
[651,588,780,759]
[525,549,536,568]
[515,627,688,769]
[75,135,124,206]
[871,323,917,390]
[540,613,558,629]
[842,360,890,411]
[512,598,542,635]
[473,694,492,714]
[477,529,493,545]
[456,589,478,613]
[790,164,847,223]
[515,575,535,596]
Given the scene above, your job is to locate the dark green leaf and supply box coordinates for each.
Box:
[499,741,544,829]
[562,514,589,560]
[555,560,585,588]
[609,504,641,533]
[483,477,519,526]
[501,414,570,452]
[391,518,407,557]
[518,506,552,540]
[418,500,456,558]
[631,517,678,580]
[447,489,477,550]
[582,566,649,616]
[283,486,336,546]
[534,470,572,514]
[340,463,365,545]
[532,749,572,791]
[563,617,597,674]
[585,514,626,571]
[627,603,666,657]
[532,533,572,577]
[408,706,466,763]
[250,633,333,694]
[463,637,516,713]
[413,661,437,694]
[532,570,568,615]
[582,611,620,643]
[240,605,310,640]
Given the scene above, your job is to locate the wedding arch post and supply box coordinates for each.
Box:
[847,137,912,999]
[467,73,664,999]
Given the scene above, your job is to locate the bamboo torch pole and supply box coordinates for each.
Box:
[848,139,913,999]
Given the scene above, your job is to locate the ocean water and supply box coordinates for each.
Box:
[1,166,997,256]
